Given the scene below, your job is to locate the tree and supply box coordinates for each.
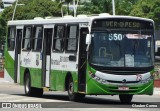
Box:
[0,0,4,9]
[56,0,65,17]
[0,16,6,50]
[65,0,73,15]
[0,16,6,37]
[77,1,104,15]
[91,0,112,14]
[1,0,62,21]
[115,0,138,15]
[77,0,136,15]
[0,0,63,44]
[130,0,160,28]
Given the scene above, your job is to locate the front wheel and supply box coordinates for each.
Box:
[119,94,133,103]
[24,73,43,97]
[67,77,85,101]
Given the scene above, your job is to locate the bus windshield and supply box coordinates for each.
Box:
[89,30,154,68]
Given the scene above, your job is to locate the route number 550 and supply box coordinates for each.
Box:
[109,33,123,41]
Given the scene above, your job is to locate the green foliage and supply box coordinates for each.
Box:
[56,0,73,15]
[0,16,6,45]
[65,0,73,15]
[91,0,112,14]
[78,0,137,15]
[1,0,62,21]
[115,0,137,15]
[0,0,63,42]
[77,2,101,15]
[0,0,4,9]
[130,0,160,28]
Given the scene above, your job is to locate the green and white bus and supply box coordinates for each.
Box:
[4,14,155,103]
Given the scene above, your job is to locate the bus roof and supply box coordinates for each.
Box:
[8,15,154,26]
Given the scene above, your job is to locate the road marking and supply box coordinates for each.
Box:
[154,91,160,95]
[0,93,69,102]
[8,98,69,102]
[7,98,40,102]
[0,96,23,100]
[0,94,8,96]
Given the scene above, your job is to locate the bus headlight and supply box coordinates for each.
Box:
[141,76,153,84]
[88,71,96,78]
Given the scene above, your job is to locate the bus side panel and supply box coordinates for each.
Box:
[20,66,25,85]
[50,70,57,90]
[50,70,78,92]
[4,26,15,83]
[20,52,42,88]
[49,70,56,90]
[4,50,15,82]
[30,68,42,88]
[56,70,65,91]
[71,71,78,92]
[19,66,42,88]
[50,52,78,91]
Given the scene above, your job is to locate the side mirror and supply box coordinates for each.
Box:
[86,34,91,45]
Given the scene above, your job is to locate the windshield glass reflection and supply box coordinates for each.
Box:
[89,30,153,67]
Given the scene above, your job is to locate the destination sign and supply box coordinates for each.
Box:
[106,21,140,28]
[92,19,153,29]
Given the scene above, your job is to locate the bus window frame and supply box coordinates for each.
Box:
[52,24,66,53]
[22,25,33,51]
[32,25,43,52]
[7,26,16,51]
[65,24,79,53]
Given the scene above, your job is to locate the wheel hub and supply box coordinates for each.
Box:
[69,82,73,95]
[25,78,29,93]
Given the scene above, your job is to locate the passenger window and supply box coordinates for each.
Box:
[22,26,32,50]
[66,25,78,52]
[7,27,16,50]
[53,25,65,52]
[33,26,43,51]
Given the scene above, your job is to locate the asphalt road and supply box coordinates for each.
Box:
[0,78,160,111]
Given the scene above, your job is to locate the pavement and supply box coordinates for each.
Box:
[0,77,160,95]
[0,77,10,84]
[154,88,160,95]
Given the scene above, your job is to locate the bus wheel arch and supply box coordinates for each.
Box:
[23,68,43,97]
[23,68,30,84]
[65,72,85,101]
[24,69,32,96]
[65,72,72,91]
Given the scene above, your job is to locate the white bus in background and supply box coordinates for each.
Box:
[155,40,160,60]
[2,0,16,8]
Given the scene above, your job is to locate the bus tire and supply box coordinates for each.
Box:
[119,94,133,103]
[67,77,85,101]
[24,73,43,97]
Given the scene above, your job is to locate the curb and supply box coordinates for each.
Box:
[154,88,160,95]
[0,77,10,83]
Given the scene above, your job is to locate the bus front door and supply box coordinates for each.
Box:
[14,27,23,83]
[42,28,53,87]
[78,28,88,92]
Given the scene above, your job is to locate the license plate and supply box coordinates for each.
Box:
[118,86,129,90]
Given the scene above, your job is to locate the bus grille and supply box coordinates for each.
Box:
[107,80,139,84]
